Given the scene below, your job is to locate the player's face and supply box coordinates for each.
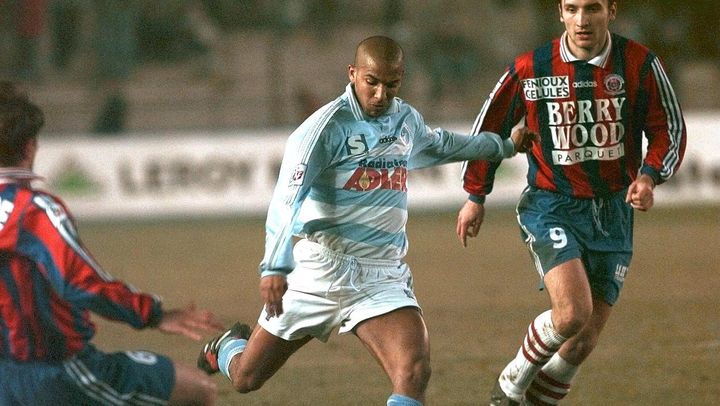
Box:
[348,58,403,117]
[559,0,616,59]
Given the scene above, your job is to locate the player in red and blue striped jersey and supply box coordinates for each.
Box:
[456,1,686,405]
[0,81,223,405]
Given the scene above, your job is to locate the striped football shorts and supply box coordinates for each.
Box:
[258,239,420,342]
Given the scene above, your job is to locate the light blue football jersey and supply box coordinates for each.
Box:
[260,83,514,277]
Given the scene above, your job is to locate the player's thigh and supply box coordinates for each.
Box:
[544,258,593,317]
[169,362,217,405]
[354,307,429,374]
[516,188,584,278]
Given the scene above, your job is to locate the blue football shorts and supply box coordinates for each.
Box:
[0,345,175,405]
[516,186,634,305]
[258,239,421,342]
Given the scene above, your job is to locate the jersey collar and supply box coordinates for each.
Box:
[560,31,612,68]
[345,83,399,121]
[0,168,43,185]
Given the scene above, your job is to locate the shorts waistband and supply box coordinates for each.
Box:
[301,239,402,269]
[528,186,628,201]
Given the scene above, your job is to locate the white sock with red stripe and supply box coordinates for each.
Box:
[525,354,578,405]
[498,310,566,400]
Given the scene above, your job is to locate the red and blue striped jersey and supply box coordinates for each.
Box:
[463,32,686,200]
[0,170,162,362]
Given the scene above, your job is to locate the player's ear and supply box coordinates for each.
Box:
[608,1,617,21]
[347,64,356,83]
[558,1,564,22]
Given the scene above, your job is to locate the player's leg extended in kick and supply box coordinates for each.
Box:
[200,323,312,393]
[354,306,430,406]
[229,325,312,393]
[494,259,592,404]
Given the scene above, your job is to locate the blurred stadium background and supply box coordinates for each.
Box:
[2,1,719,405]
[3,0,718,218]
[2,1,719,133]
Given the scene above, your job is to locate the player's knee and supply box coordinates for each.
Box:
[231,372,265,394]
[393,357,431,394]
[553,303,592,337]
[413,358,432,390]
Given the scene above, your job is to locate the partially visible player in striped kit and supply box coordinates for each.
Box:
[0,81,224,405]
[456,1,687,405]
[197,36,536,406]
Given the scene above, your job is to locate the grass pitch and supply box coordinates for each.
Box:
[84,206,720,405]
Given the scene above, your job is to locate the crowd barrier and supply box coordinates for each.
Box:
[35,113,719,220]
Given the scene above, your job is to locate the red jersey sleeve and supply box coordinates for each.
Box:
[27,193,163,329]
[463,67,527,200]
[638,56,687,185]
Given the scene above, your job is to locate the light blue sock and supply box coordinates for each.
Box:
[387,393,422,406]
[217,337,248,380]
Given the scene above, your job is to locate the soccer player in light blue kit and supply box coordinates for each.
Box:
[198,36,536,405]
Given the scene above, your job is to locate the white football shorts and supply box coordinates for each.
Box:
[258,239,420,342]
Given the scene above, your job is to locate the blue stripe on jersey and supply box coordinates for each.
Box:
[17,229,66,295]
[609,37,634,187]
[308,186,406,209]
[0,305,8,357]
[532,42,573,194]
[574,63,610,196]
[0,183,19,207]
[29,260,70,360]
[26,262,47,358]
[0,262,22,357]
[304,220,405,249]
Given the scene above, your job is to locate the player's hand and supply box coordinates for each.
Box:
[456,199,485,247]
[511,127,538,154]
[157,302,224,341]
[260,275,288,319]
[625,174,655,211]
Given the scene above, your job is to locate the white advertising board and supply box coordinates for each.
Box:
[34,113,719,220]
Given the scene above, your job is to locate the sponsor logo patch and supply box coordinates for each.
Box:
[346,134,368,155]
[290,164,307,186]
[604,74,625,95]
[521,75,570,101]
[546,97,627,165]
[614,264,628,282]
[573,80,598,88]
[125,350,158,365]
